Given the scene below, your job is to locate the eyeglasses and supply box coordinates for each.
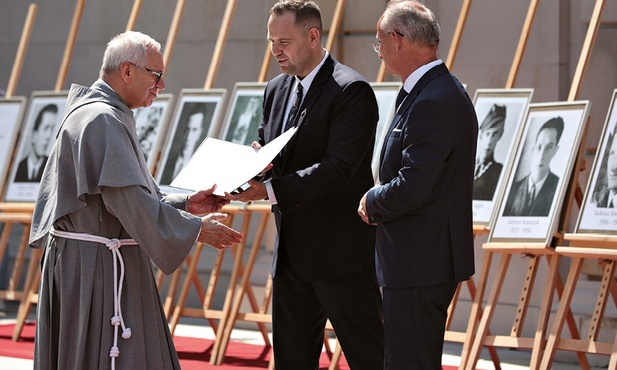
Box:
[130,62,163,83]
[370,31,404,54]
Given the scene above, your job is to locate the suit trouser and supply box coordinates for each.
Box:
[272,245,384,370]
[382,281,458,370]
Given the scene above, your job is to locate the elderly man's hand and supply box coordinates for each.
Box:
[357,191,377,225]
[198,213,243,249]
[186,185,230,215]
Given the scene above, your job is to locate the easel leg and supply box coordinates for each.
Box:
[540,257,584,369]
[464,253,512,370]
[458,250,494,370]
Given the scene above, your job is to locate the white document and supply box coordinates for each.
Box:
[170,126,298,196]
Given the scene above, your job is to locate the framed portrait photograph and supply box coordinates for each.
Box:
[219,82,266,146]
[132,93,173,173]
[0,96,28,197]
[370,82,402,183]
[576,89,617,234]
[155,89,227,193]
[3,91,68,202]
[472,88,534,226]
[489,101,590,244]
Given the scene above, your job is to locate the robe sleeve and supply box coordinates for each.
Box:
[100,185,201,274]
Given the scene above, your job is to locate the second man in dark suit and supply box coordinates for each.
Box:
[225,1,384,369]
[358,1,477,368]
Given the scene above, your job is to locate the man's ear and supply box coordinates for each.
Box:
[120,61,132,83]
[309,27,320,46]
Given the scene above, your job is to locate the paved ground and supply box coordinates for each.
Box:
[0,301,607,369]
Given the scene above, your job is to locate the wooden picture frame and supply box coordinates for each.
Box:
[156,88,227,193]
[3,91,68,202]
[0,96,28,198]
[472,88,534,226]
[576,89,617,234]
[219,82,266,146]
[370,82,402,183]
[489,101,590,244]
[133,93,173,174]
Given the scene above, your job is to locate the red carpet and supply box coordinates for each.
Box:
[0,323,459,369]
[0,322,348,369]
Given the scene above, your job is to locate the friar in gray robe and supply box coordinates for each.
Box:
[29,31,242,370]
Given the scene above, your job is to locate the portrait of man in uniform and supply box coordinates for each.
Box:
[474,104,506,201]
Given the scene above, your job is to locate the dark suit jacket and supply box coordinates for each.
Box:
[15,156,48,182]
[503,172,559,216]
[366,63,477,288]
[260,55,378,282]
[593,186,612,208]
[473,159,502,201]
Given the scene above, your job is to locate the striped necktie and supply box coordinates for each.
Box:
[284,83,303,131]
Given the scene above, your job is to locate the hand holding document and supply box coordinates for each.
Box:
[170,126,297,196]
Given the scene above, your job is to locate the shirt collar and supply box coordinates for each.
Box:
[401,59,443,94]
[294,49,329,96]
[528,172,550,195]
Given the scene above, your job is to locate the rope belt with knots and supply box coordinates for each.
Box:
[50,228,138,370]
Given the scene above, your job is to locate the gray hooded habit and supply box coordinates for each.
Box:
[29,80,201,370]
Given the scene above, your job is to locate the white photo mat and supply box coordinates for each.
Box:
[155,88,227,194]
[489,101,590,244]
[472,88,534,225]
[4,91,68,202]
[577,89,617,233]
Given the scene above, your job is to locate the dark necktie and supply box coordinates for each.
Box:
[284,83,303,131]
[526,183,536,209]
[396,87,408,109]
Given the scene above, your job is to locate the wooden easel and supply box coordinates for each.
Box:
[0,3,42,343]
[0,207,36,302]
[446,226,501,369]
[540,235,617,369]
[539,0,612,362]
[459,108,592,369]
[459,0,609,367]
[210,202,274,365]
[0,2,38,297]
[447,2,547,367]
[444,0,472,70]
[166,203,272,349]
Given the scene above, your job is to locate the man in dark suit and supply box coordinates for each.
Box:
[504,117,563,216]
[15,103,58,182]
[225,1,383,369]
[357,2,477,368]
[474,104,506,201]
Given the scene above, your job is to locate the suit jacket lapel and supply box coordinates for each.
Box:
[268,77,295,143]
[378,63,450,174]
[280,55,335,171]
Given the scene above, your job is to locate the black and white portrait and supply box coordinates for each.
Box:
[133,94,171,169]
[156,89,226,192]
[0,97,26,195]
[490,101,589,243]
[220,83,266,146]
[577,89,617,233]
[471,89,532,225]
[4,92,67,201]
